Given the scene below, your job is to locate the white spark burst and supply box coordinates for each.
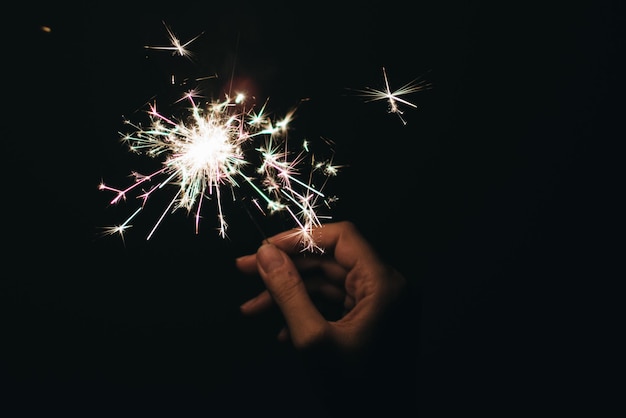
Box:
[100,20,346,252]
[355,67,432,125]
[144,20,205,59]
[100,91,341,252]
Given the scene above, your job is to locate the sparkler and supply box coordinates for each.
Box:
[102,22,431,252]
[99,21,343,252]
[354,67,431,125]
[99,88,340,252]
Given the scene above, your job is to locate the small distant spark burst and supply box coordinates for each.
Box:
[99,90,341,253]
[144,20,205,59]
[355,67,431,125]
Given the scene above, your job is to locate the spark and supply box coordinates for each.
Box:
[355,67,431,125]
[144,21,204,59]
[101,20,341,252]
[100,91,340,252]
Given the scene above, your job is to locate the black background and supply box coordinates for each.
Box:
[4,1,622,416]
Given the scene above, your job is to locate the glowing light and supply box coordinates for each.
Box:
[101,20,347,252]
[354,67,432,125]
[144,21,205,59]
[100,91,341,252]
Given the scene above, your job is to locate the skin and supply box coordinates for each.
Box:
[236,221,407,357]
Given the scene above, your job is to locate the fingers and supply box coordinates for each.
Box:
[255,243,329,349]
[236,221,379,277]
[239,289,273,315]
[240,275,347,318]
[235,221,405,353]
[267,221,381,270]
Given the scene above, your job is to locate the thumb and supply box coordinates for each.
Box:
[256,243,328,348]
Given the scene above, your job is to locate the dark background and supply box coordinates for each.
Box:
[4,1,622,416]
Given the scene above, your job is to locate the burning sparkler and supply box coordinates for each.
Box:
[99,20,343,252]
[355,67,431,125]
[103,21,444,252]
[99,89,340,252]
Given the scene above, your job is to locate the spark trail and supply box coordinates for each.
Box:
[144,20,205,59]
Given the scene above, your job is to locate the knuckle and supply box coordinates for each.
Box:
[337,220,356,232]
[292,323,329,350]
[269,270,302,304]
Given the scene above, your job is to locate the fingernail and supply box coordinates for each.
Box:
[257,243,285,271]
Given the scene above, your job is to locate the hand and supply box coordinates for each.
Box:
[236,221,407,357]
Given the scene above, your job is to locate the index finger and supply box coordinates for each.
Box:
[267,221,381,270]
